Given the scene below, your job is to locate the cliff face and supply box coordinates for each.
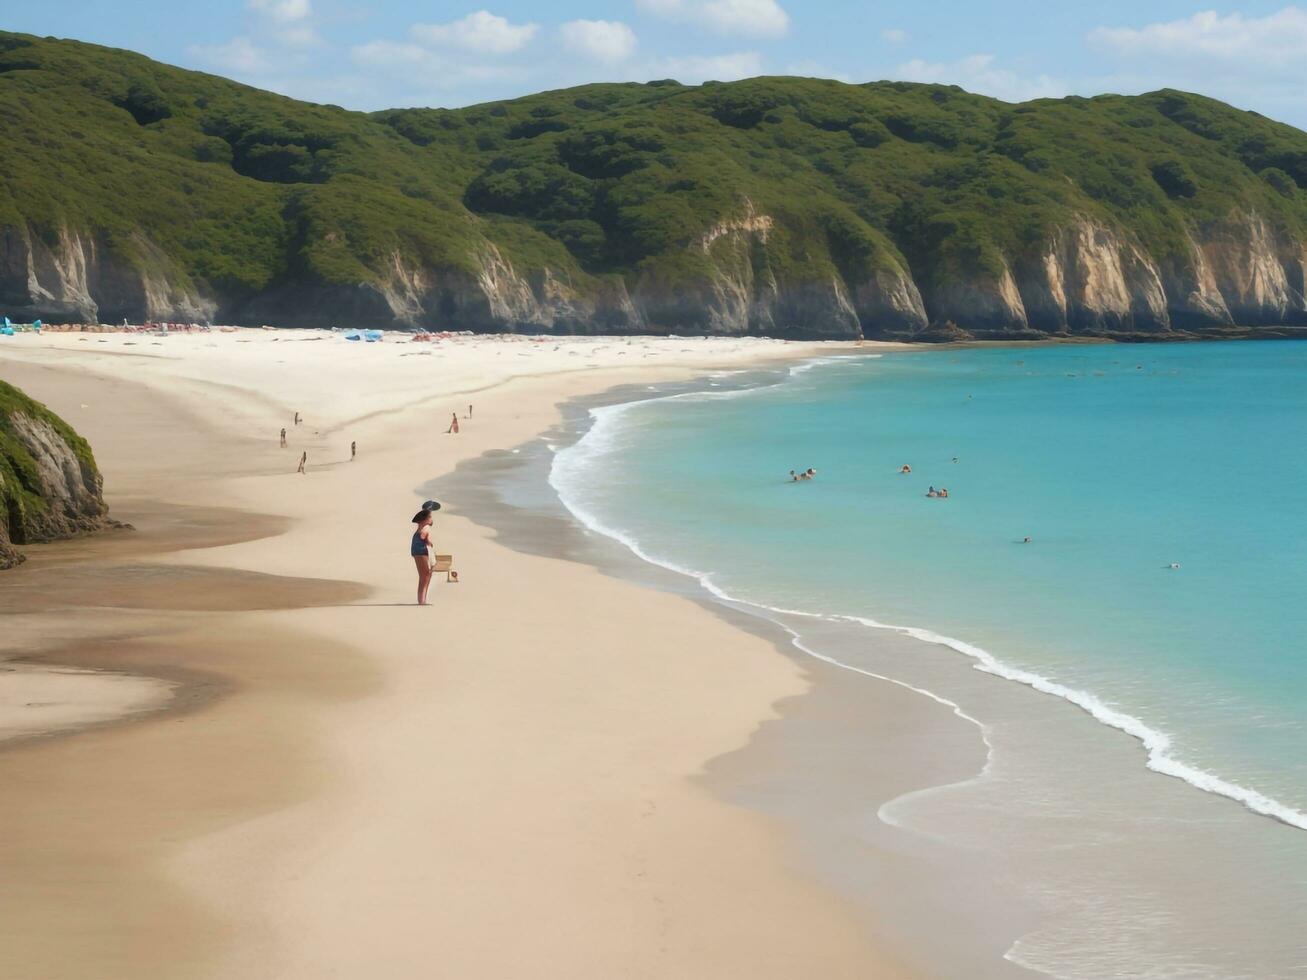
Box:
[904,211,1307,340]
[5,209,1307,340]
[0,223,215,325]
[0,380,109,569]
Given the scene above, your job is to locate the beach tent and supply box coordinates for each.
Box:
[31,319,41,332]
[344,330,362,341]
[364,330,383,342]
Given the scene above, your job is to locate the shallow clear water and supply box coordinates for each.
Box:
[551,342,1307,828]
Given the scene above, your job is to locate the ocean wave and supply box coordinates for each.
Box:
[787,353,880,378]
[548,366,1307,836]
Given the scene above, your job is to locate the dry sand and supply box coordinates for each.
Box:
[0,330,920,978]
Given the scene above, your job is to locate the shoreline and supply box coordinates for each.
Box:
[0,332,917,978]
[430,371,1041,977]
[494,344,1307,978]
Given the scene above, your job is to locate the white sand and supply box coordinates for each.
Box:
[0,330,917,979]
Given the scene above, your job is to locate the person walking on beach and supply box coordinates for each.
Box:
[351,440,357,461]
[447,413,459,434]
[294,412,301,426]
[467,404,473,418]
[280,427,287,448]
[411,505,438,605]
[297,451,307,474]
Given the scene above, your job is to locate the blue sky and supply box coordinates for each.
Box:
[11,2,1307,128]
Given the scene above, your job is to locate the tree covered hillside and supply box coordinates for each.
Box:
[3,30,1307,338]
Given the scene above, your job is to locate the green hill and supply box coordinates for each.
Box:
[3,30,1307,339]
[0,379,107,568]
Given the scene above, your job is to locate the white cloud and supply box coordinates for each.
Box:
[247,0,311,23]
[348,39,530,91]
[1088,8,1307,74]
[190,36,275,74]
[652,51,764,83]
[637,0,789,39]
[880,28,908,45]
[350,40,435,69]
[246,0,321,47]
[1078,8,1307,125]
[559,20,637,63]
[895,54,1064,103]
[411,10,538,54]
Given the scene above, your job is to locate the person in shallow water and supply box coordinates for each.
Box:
[411,505,439,605]
[900,464,911,474]
[927,486,937,497]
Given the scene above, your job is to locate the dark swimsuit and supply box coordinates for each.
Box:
[411,529,429,557]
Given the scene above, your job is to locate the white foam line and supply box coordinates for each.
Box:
[549,364,1307,835]
[827,614,1307,831]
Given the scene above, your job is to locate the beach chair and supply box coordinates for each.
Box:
[432,554,458,583]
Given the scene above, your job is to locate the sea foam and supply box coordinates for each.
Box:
[548,360,1307,835]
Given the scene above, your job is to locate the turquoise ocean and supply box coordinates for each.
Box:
[548,337,1307,977]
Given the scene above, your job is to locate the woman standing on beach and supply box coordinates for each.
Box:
[411,507,436,605]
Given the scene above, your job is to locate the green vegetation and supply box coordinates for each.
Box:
[3,31,1307,332]
[0,379,101,564]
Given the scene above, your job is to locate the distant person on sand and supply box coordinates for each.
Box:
[297,451,307,474]
[280,427,287,448]
[294,412,301,426]
[467,404,473,418]
[447,413,459,434]
[351,440,357,461]
[411,504,439,605]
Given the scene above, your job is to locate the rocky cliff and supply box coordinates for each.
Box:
[0,380,110,569]
[0,224,215,326]
[8,209,1303,341]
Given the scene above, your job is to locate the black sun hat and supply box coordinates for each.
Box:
[412,500,442,523]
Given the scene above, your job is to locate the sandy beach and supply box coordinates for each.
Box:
[0,330,930,979]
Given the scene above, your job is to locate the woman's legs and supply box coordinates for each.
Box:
[414,556,433,605]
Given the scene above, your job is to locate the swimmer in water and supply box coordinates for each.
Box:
[927,486,937,498]
[900,464,911,474]
[805,468,817,479]
[1023,536,1032,544]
